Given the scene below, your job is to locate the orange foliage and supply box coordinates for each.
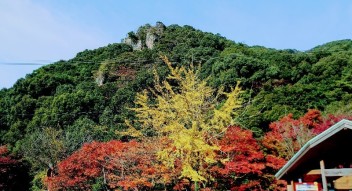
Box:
[46,109,352,190]
[46,139,174,190]
[210,126,265,190]
[263,109,323,160]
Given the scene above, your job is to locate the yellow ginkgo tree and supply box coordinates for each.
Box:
[125,56,242,187]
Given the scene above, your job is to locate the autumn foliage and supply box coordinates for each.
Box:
[0,145,30,190]
[263,109,323,162]
[0,145,17,189]
[47,127,268,191]
[262,109,352,190]
[124,56,242,185]
[211,126,265,190]
[45,60,352,191]
[263,109,352,161]
[47,139,176,191]
[45,109,352,190]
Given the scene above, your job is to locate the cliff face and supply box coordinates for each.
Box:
[123,22,165,50]
[123,38,143,50]
[145,32,157,49]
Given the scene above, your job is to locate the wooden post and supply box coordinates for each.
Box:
[287,180,294,191]
[320,160,328,191]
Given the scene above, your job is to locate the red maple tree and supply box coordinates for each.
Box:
[47,139,175,190]
[210,126,265,190]
[0,145,30,190]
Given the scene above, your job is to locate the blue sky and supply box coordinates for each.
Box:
[1,0,352,89]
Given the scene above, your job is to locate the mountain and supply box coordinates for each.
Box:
[1,22,352,190]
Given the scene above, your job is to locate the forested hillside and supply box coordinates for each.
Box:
[1,22,352,190]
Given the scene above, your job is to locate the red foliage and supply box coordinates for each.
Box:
[0,145,16,166]
[313,114,352,134]
[211,126,265,190]
[47,139,172,191]
[0,145,17,190]
[218,126,265,175]
[262,109,352,190]
[45,110,352,190]
[263,109,323,160]
[263,109,352,162]
[265,154,286,170]
[232,180,262,191]
[0,145,28,190]
[299,109,323,129]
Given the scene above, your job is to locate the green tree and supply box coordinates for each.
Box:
[20,127,65,171]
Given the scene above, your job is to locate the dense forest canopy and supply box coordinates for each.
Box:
[1,22,352,190]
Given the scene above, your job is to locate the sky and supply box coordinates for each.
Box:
[1,0,352,89]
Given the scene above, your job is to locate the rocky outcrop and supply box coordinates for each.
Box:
[123,22,165,51]
[145,32,157,49]
[123,38,143,51]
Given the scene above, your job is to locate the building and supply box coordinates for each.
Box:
[275,119,352,191]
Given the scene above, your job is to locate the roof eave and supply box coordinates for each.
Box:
[275,119,352,180]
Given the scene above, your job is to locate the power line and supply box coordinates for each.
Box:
[1,48,351,66]
[0,111,104,117]
[0,62,49,65]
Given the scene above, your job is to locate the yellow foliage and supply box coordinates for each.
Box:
[125,56,242,183]
[181,164,207,182]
